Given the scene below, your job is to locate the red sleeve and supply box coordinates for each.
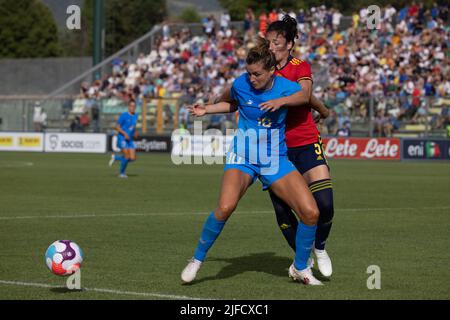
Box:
[296,61,313,83]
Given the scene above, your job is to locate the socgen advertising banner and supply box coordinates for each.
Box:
[45,133,107,153]
[322,137,401,160]
[402,139,450,160]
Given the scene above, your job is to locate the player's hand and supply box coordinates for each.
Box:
[316,118,324,131]
[188,104,207,117]
[134,132,138,139]
[123,133,130,141]
[259,99,284,112]
[312,110,322,123]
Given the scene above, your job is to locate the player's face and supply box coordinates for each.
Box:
[266,31,292,63]
[128,102,136,114]
[246,62,275,91]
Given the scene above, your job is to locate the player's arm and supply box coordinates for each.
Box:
[188,101,238,117]
[259,79,329,119]
[299,78,329,120]
[209,84,234,104]
[115,117,130,140]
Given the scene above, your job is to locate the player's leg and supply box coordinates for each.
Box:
[269,169,322,285]
[302,138,334,276]
[124,147,136,172]
[110,136,125,166]
[303,164,334,277]
[119,148,130,177]
[268,190,298,251]
[182,168,253,283]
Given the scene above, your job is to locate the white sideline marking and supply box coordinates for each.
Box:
[0,206,449,221]
[0,280,208,300]
[0,161,34,168]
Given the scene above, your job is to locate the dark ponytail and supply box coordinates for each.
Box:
[266,14,298,46]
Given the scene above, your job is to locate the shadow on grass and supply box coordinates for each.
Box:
[50,287,85,294]
[192,252,291,284]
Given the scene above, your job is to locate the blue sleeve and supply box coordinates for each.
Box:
[285,81,302,96]
[117,113,125,126]
[230,81,237,101]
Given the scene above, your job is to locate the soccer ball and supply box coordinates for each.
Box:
[45,240,84,276]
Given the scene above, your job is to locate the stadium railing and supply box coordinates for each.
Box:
[0,95,448,139]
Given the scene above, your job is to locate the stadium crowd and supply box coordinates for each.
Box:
[78,3,449,136]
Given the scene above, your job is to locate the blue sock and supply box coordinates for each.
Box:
[120,158,129,174]
[294,222,317,270]
[194,212,226,262]
[115,155,124,162]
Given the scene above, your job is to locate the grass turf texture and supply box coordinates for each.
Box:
[0,152,449,300]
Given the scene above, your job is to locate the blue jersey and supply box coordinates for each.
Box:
[229,74,302,164]
[117,112,138,140]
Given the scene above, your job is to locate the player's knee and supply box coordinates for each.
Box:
[302,206,320,225]
[215,203,236,221]
[318,199,334,223]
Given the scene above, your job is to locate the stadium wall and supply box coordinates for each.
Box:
[0,58,92,96]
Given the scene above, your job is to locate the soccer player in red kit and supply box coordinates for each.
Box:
[259,15,334,278]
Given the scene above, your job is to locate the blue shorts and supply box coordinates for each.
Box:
[287,138,328,175]
[117,136,136,150]
[224,152,297,190]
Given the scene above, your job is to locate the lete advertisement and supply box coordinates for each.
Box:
[322,137,401,160]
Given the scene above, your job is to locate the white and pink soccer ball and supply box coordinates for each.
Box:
[45,240,84,276]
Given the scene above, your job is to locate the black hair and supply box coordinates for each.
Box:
[246,38,277,70]
[266,14,298,46]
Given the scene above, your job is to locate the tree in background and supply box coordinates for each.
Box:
[105,0,166,56]
[179,6,202,23]
[60,0,166,57]
[0,0,62,58]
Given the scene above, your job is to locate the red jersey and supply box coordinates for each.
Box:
[274,56,319,147]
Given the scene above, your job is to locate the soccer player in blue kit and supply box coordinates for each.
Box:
[109,99,138,178]
[181,40,323,285]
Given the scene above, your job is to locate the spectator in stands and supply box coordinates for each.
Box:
[70,116,82,132]
[32,103,47,132]
[220,12,231,32]
[80,111,90,132]
[374,109,393,137]
[268,9,278,24]
[258,11,268,36]
[91,101,100,133]
[244,8,255,42]
[336,120,351,137]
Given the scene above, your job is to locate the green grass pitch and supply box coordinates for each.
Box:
[0,152,449,300]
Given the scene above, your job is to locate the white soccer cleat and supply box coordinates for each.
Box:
[307,257,315,269]
[314,249,333,277]
[118,174,128,179]
[109,154,115,167]
[289,264,323,286]
[181,258,202,284]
